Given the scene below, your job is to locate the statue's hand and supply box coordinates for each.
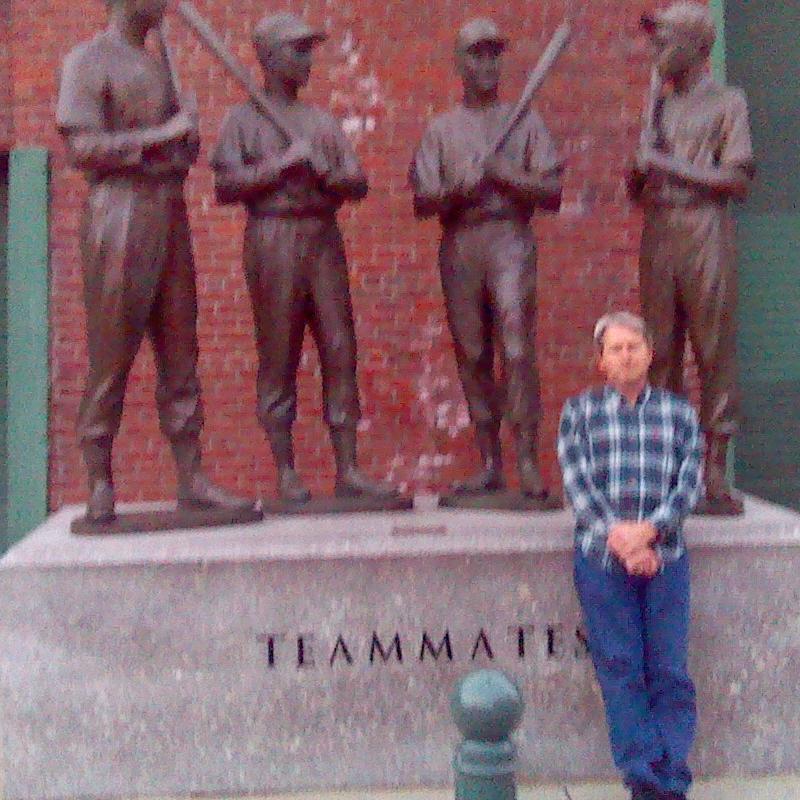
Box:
[453,156,486,199]
[169,92,199,144]
[281,138,314,170]
[636,145,675,175]
[483,153,514,182]
[280,139,330,181]
[160,108,198,145]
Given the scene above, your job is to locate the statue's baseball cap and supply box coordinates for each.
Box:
[456,18,508,52]
[253,12,327,47]
[640,2,716,48]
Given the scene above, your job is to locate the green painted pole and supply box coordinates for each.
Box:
[451,670,524,800]
[708,0,736,480]
[5,149,50,547]
[709,0,726,80]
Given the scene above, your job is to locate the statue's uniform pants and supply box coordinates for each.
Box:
[438,217,540,434]
[243,213,361,432]
[77,179,203,445]
[639,203,739,435]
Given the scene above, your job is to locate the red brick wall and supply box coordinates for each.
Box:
[10,0,667,507]
[0,0,11,149]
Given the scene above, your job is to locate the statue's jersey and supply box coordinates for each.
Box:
[409,102,561,225]
[642,76,754,208]
[56,30,191,184]
[211,101,362,217]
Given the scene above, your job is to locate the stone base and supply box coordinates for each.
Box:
[261,494,414,515]
[438,490,563,511]
[1,497,799,799]
[692,493,746,517]
[70,505,263,535]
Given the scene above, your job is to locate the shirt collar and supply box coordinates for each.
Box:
[603,383,652,410]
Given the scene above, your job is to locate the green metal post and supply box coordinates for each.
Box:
[451,670,524,800]
[5,148,50,549]
[709,0,726,80]
[709,0,737,480]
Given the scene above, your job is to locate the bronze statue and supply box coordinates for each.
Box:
[56,0,253,524]
[409,18,564,507]
[628,2,754,516]
[211,12,398,506]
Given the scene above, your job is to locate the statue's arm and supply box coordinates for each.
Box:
[639,149,752,201]
[484,156,563,210]
[212,156,289,204]
[316,120,368,203]
[65,117,198,173]
[409,124,457,219]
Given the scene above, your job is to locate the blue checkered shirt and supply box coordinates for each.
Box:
[557,385,703,569]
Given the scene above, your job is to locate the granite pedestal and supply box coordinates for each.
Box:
[1,497,799,799]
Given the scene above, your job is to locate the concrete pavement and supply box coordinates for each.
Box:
[144,774,800,800]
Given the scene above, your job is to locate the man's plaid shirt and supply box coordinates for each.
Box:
[557,385,703,569]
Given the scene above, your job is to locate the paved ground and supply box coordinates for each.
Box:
[144,774,800,800]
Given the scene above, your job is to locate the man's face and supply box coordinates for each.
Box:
[457,40,503,94]
[652,27,706,79]
[598,325,653,388]
[128,0,167,30]
[258,38,315,88]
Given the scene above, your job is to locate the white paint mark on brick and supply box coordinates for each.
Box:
[329,29,384,141]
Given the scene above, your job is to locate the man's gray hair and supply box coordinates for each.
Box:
[593,311,653,350]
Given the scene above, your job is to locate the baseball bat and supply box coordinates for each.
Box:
[175,1,296,144]
[485,8,573,157]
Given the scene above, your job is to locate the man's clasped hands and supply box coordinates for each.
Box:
[607,521,662,577]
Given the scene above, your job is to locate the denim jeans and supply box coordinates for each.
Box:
[574,550,696,795]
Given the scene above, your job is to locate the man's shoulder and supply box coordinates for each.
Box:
[648,386,689,406]
[562,386,606,413]
[647,388,698,420]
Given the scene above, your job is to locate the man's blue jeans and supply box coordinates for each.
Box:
[574,550,696,795]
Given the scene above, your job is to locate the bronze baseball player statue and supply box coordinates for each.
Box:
[211,12,398,505]
[56,0,253,525]
[410,18,564,507]
[629,2,754,516]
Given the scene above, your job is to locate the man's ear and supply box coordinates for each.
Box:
[595,349,605,375]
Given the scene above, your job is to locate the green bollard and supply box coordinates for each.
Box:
[451,669,524,800]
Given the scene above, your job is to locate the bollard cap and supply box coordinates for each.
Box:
[451,669,524,743]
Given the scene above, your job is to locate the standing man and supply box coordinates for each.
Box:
[628,2,754,515]
[56,0,251,521]
[409,18,563,503]
[211,13,396,503]
[558,312,703,800]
